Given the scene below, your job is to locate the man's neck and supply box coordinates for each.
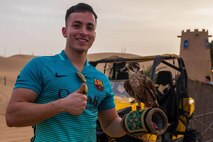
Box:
[64,48,87,72]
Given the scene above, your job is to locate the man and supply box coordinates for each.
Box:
[6,3,126,142]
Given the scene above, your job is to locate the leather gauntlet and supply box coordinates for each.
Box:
[121,107,168,136]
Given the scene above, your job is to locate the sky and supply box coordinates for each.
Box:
[0,0,213,57]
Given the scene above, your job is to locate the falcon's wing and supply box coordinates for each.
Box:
[124,80,135,98]
[144,76,157,100]
[138,74,158,107]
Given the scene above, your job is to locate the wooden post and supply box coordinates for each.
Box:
[4,76,6,86]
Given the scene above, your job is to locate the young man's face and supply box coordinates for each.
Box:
[62,12,96,53]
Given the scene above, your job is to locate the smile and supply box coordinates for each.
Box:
[76,37,88,42]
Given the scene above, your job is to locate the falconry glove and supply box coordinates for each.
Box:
[121,107,168,136]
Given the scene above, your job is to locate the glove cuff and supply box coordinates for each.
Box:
[121,107,168,135]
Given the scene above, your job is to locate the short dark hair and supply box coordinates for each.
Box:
[65,3,98,25]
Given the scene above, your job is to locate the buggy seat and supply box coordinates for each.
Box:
[155,71,179,139]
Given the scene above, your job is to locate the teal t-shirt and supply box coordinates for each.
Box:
[15,50,115,142]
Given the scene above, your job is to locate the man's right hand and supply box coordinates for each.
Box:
[59,83,87,115]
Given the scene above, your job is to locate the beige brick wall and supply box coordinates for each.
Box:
[178,29,212,82]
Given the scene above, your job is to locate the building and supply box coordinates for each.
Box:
[178,29,212,82]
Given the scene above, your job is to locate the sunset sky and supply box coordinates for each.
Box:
[0,0,213,57]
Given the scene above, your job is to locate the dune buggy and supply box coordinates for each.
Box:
[89,54,200,142]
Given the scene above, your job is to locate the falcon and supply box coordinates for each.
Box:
[124,62,159,108]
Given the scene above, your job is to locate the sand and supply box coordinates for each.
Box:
[0,55,35,142]
[0,83,33,141]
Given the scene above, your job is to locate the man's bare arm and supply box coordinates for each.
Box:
[6,84,87,127]
[98,108,126,137]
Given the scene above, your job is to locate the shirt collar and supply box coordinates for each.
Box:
[59,50,89,67]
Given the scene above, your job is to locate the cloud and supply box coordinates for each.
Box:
[0,0,213,56]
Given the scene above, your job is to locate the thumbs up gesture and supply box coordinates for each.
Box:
[76,82,88,94]
[60,83,88,115]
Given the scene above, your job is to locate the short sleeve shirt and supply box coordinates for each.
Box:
[15,50,115,142]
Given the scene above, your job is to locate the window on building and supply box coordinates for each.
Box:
[184,40,189,48]
[204,39,210,48]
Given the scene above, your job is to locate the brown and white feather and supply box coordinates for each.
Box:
[124,63,158,108]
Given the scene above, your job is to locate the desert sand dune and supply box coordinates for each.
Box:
[0,115,33,142]
[0,82,33,142]
[0,84,10,115]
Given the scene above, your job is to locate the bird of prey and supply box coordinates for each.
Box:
[124,62,159,109]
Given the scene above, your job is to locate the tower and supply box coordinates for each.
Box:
[178,29,212,82]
